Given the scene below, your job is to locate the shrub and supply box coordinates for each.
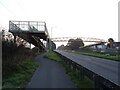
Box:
[32,47,39,53]
[2,41,36,78]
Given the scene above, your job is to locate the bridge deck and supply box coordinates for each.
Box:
[10,30,47,40]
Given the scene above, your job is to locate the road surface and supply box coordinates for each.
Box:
[26,53,76,88]
[55,50,120,87]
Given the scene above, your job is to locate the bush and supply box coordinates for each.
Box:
[2,59,39,88]
[2,41,36,78]
[32,47,39,53]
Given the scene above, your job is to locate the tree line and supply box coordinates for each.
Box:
[57,38,116,50]
[57,38,84,50]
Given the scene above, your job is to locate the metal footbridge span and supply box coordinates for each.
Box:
[9,21,51,51]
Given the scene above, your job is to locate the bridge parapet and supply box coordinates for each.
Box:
[9,21,49,37]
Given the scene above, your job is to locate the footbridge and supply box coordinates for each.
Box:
[9,21,51,52]
[51,37,107,43]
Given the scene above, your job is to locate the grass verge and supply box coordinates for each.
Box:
[45,51,94,88]
[35,52,41,56]
[64,50,120,61]
[2,59,39,88]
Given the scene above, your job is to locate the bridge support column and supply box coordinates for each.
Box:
[46,37,49,52]
[14,35,16,43]
[46,37,52,52]
[49,39,52,51]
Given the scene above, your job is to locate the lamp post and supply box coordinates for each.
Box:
[116,46,119,56]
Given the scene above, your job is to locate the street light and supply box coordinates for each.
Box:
[116,46,119,56]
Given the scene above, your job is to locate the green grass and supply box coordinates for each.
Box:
[35,52,41,56]
[2,59,39,88]
[64,50,120,61]
[45,51,94,88]
[45,51,63,62]
[65,65,94,88]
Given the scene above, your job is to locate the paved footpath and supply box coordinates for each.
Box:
[26,53,76,88]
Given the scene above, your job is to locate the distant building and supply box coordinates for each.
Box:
[81,42,120,55]
[82,43,107,53]
[110,42,120,49]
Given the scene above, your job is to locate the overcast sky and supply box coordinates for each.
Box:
[0,0,119,47]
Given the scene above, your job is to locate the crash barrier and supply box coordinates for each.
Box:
[55,51,120,90]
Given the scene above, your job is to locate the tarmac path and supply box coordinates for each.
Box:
[26,53,76,88]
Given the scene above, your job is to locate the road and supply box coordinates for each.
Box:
[26,53,76,88]
[55,50,120,87]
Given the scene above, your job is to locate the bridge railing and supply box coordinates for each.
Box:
[9,21,49,36]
